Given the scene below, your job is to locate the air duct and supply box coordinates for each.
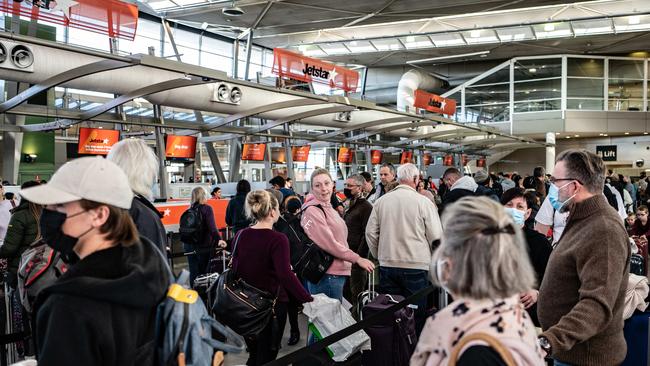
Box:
[396,69,447,113]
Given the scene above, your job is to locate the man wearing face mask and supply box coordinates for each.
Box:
[501,188,552,327]
[342,174,373,318]
[537,149,630,366]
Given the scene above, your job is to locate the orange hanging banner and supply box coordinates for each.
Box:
[77,127,120,155]
[443,155,455,166]
[370,150,383,165]
[413,89,457,116]
[291,146,311,162]
[271,148,286,163]
[241,143,266,161]
[272,48,360,93]
[165,135,197,159]
[338,147,354,163]
[400,151,413,164]
[0,0,139,40]
[477,157,487,168]
[423,153,432,166]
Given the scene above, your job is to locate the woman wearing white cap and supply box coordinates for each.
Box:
[20,156,170,366]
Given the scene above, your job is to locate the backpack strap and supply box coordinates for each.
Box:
[448,332,516,366]
[306,204,327,218]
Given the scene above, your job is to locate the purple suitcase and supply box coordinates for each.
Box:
[361,294,417,366]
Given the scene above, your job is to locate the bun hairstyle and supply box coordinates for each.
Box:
[245,190,279,222]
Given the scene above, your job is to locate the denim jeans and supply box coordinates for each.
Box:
[554,361,575,366]
[183,243,210,287]
[378,267,430,335]
[306,274,347,344]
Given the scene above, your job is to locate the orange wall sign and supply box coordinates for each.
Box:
[156,199,228,230]
[423,153,432,166]
[272,48,360,92]
[338,147,354,163]
[241,143,266,161]
[165,135,197,159]
[371,150,383,165]
[400,151,413,164]
[477,158,487,168]
[292,146,311,162]
[77,127,120,155]
[443,155,455,166]
[271,148,286,163]
[413,89,457,116]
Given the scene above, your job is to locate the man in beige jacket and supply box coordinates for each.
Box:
[365,163,442,333]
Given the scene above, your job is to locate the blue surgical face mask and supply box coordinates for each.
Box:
[548,181,576,212]
[504,207,526,226]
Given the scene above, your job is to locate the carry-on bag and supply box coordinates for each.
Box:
[361,293,417,366]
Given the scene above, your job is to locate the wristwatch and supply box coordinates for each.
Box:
[538,336,552,355]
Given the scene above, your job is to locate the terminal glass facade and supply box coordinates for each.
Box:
[444,55,650,125]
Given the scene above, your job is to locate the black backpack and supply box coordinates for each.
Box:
[179,204,204,246]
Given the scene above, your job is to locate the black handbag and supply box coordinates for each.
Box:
[211,231,277,338]
[293,205,335,284]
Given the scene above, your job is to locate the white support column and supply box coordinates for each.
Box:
[561,56,568,112]
[509,59,515,135]
[603,58,609,111]
[643,59,648,113]
[546,132,556,175]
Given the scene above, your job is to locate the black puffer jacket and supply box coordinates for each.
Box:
[33,237,170,366]
[0,199,38,283]
[129,195,167,252]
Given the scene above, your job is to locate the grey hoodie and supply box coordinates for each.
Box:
[451,176,478,192]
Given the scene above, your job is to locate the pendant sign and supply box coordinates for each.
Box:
[272,48,360,92]
[413,89,457,116]
[596,145,617,161]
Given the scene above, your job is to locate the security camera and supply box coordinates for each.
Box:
[636,159,645,168]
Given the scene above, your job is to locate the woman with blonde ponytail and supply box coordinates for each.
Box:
[231,190,312,365]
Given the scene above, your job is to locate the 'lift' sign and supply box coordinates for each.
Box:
[596,145,617,161]
[413,89,457,116]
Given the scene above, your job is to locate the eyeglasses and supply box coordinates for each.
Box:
[344,183,360,188]
[549,176,583,185]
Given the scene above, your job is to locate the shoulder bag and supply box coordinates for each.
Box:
[211,230,278,338]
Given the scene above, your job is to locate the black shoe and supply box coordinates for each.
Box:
[288,331,300,346]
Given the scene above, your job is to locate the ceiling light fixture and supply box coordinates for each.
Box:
[529,68,537,73]
[406,36,415,43]
[629,15,641,25]
[406,50,490,64]
[544,23,555,32]
[625,132,630,135]
[470,29,482,38]
[222,1,245,16]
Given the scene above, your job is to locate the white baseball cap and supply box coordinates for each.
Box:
[20,156,134,209]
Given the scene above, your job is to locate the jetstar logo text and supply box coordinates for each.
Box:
[302,63,330,79]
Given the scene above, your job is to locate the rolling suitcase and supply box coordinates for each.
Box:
[361,293,417,366]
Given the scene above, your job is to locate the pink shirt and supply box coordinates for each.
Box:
[301,194,360,276]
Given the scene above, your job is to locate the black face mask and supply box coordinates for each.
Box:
[343,188,355,199]
[39,208,89,264]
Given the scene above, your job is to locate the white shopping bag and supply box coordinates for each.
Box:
[303,294,371,362]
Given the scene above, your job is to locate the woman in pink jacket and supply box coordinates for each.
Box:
[301,168,375,303]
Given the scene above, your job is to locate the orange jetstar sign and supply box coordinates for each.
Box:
[370,150,383,165]
[423,153,432,166]
[291,146,311,162]
[413,89,457,116]
[338,147,354,163]
[77,127,120,155]
[165,135,197,158]
[272,48,360,92]
[400,151,413,164]
[241,143,266,161]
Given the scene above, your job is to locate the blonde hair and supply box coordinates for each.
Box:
[190,187,208,205]
[245,190,278,221]
[431,196,536,300]
[310,168,332,188]
[107,138,159,199]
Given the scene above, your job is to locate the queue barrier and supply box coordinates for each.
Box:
[263,285,435,366]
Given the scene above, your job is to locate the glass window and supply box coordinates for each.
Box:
[464,105,509,123]
[201,51,232,73]
[566,99,604,110]
[461,29,499,44]
[567,78,604,98]
[609,59,644,79]
[399,35,433,49]
[471,65,510,86]
[567,58,604,78]
[608,99,644,111]
[465,84,508,106]
[68,28,110,52]
[514,100,561,112]
[370,38,404,51]
[429,33,465,47]
[514,59,561,81]
[496,26,535,42]
[514,79,561,103]
[202,36,233,58]
[571,18,613,36]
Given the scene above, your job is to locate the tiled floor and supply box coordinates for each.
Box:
[224,314,309,365]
